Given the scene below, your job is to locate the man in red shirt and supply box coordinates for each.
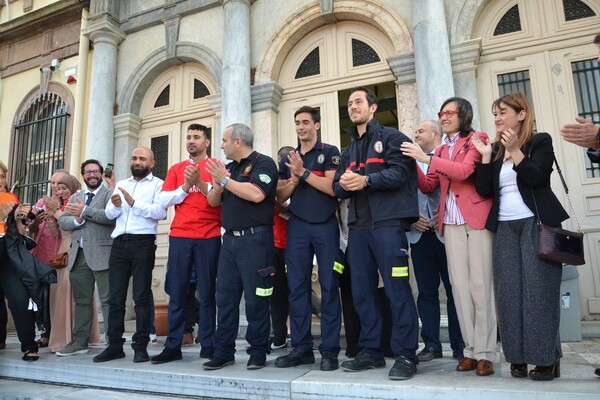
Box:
[151,124,222,364]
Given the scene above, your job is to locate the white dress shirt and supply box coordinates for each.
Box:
[105,173,166,238]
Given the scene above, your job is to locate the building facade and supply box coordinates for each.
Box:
[1,0,599,330]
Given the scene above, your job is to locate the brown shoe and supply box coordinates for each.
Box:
[476,359,494,376]
[182,333,195,347]
[456,357,477,372]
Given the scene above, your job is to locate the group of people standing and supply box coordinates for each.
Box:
[0,32,598,381]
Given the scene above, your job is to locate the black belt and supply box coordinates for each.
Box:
[115,234,156,241]
[225,226,271,237]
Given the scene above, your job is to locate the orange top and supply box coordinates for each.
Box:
[0,191,18,237]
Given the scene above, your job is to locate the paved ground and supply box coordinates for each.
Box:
[1,333,599,400]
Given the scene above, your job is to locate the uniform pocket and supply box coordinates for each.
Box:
[256,266,276,297]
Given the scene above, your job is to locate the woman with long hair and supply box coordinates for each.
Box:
[473,92,567,380]
[401,97,496,376]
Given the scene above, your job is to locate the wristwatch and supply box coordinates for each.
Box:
[596,127,600,147]
[220,176,230,187]
[364,175,372,188]
[300,169,310,181]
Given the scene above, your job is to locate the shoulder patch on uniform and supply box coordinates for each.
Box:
[332,155,341,165]
[317,154,325,164]
[374,141,383,153]
[259,174,272,184]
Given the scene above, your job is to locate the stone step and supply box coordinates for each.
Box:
[0,337,598,400]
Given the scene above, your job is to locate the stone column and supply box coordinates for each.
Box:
[451,39,482,131]
[221,0,251,131]
[412,0,454,121]
[82,21,126,164]
[388,54,419,136]
[251,81,283,157]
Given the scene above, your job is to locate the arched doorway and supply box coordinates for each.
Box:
[473,0,600,320]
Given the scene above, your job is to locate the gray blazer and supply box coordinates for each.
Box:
[58,185,115,271]
[406,163,443,245]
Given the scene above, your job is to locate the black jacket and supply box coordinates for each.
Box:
[333,118,418,226]
[5,206,56,332]
[475,132,569,232]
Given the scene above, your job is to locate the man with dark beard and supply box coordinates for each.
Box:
[57,159,115,357]
[94,147,166,363]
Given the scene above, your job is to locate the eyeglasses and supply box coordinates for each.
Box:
[84,169,101,175]
[437,110,459,119]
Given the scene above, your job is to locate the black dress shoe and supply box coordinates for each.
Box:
[203,357,235,370]
[93,347,126,363]
[247,354,266,370]
[417,347,443,362]
[595,367,600,377]
[510,363,527,378]
[275,348,315,368]
[529,360,560,381]
[133,348,149,363]
[151,348,183,364]
[320,352,339,371]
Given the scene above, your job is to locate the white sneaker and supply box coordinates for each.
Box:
[56,341,89,356]
[150,333,158,344]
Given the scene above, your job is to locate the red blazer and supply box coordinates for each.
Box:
[418,131,493,233]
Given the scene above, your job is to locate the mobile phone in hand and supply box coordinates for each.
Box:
[104,163,114,178]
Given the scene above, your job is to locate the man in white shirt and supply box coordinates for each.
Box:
[93,147,166,363]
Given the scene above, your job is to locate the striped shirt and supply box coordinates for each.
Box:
[442,133,466,226]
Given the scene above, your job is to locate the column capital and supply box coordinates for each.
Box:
[83,20,126,47]
[251,82,283,113]
[113,113,142,140]
[221,0,253,6]
[387,54,415,85]
[450,39,481,74]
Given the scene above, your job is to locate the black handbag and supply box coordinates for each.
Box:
[531,156,585,266]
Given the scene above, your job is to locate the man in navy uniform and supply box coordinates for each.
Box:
[334,87,420,380]
[274,106,342,371]
[203,123,278,370]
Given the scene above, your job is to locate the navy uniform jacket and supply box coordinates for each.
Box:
[333,118,419,226]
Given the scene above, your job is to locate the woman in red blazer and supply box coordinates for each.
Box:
[402,98,495,376]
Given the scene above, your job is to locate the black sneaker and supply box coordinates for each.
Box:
[133,348,150,363]
[247,354,266,370]
[341,350,386,372]
[320,352,339,371]
[151,348,183,364]
[388,356,417,380]
[199,347,214,359]
[270,337,288,351]
[203,358,235,370]
[93,346,126,363]
[417,347,443,362]
[275,348,315,368]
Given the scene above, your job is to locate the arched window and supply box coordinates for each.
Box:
[563,0,596,21]
[154,85,171,108]
[352,39,381,67]
[10,93,68,202]
[295,47,320,79]
[193,79,210,99]
[493,4,522,36]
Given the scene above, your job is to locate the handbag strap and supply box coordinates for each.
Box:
[528,148,582,233]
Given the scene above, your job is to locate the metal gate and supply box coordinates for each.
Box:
[10,93,69,203]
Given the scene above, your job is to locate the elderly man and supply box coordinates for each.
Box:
[93,147,166,363]
[203,123,278,371]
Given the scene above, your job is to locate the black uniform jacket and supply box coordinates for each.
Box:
[475,132,569,233]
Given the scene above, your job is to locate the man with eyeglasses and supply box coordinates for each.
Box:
[57,159,115,357]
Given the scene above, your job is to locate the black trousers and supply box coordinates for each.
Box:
[0,237,38,353]
[106,234,156,350]
[270,246,289,343]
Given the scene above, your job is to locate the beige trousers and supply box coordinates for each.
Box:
[444,224,497,362]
